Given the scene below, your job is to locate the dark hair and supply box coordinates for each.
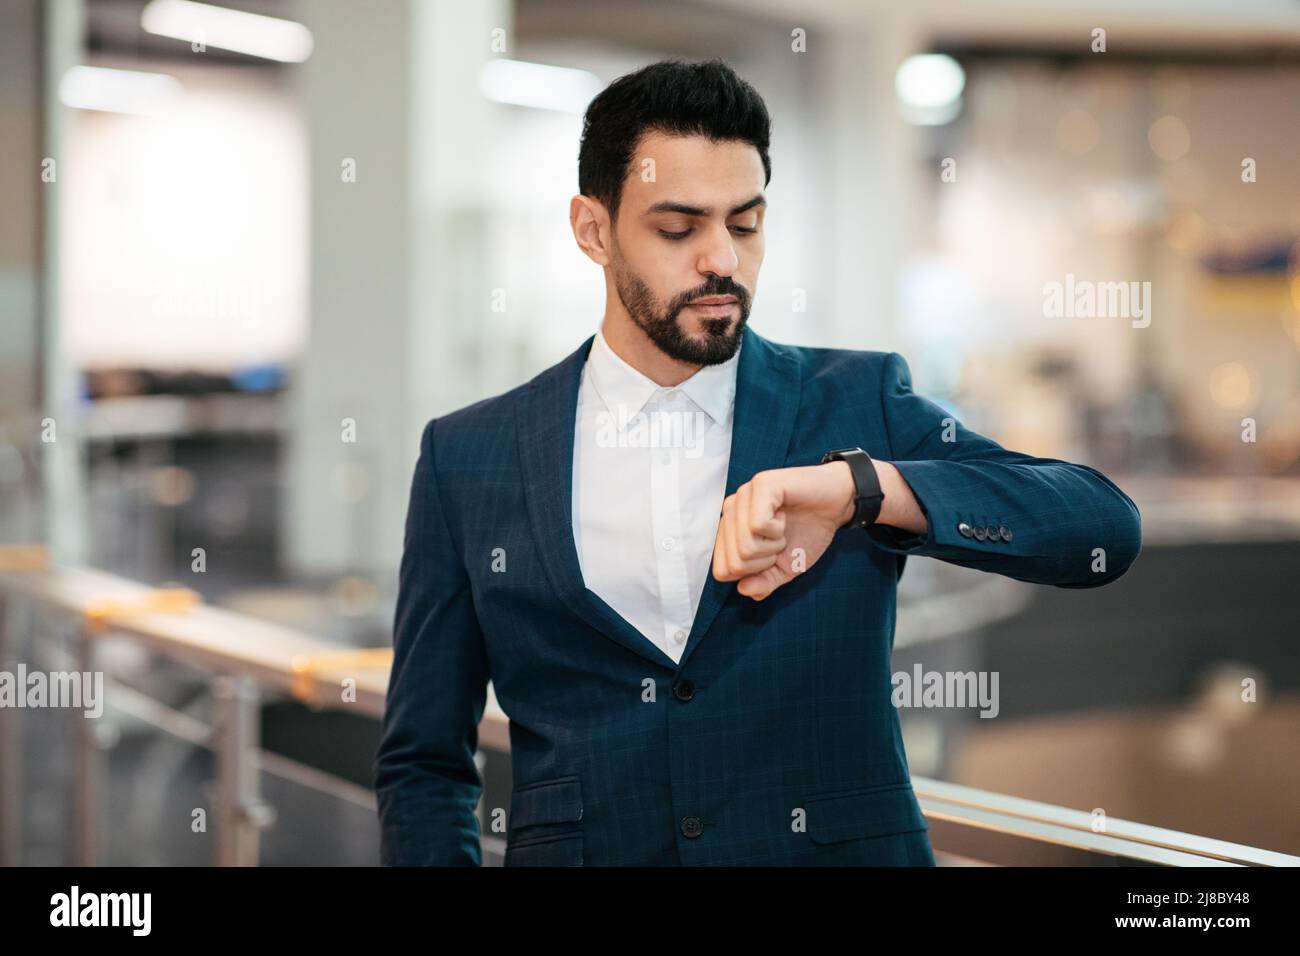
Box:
[578,57,772,223]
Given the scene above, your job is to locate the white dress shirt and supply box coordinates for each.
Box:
[572,327,742,665]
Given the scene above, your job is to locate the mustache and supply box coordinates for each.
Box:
[675,278,749,308]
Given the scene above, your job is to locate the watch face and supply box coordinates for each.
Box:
[824,447,861,461]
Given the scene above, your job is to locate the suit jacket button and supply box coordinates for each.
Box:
[957,521,974,538]
[973,525,988,541]
[673,679,695,702]
[681,816,703,838]
[998,525,1013,542]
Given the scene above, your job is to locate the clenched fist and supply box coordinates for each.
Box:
[711,459,921,600]
[710,461,854,601]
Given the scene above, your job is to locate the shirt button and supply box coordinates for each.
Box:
[662,537,675,551]
[660,451,672,465]
[665,389,680,401]
[674,629,687,643]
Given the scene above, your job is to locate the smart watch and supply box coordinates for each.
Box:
[820,447,885,529]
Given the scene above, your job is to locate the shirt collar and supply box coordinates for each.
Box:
[586,325,741,426]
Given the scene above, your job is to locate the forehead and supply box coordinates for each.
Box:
[624,130,766,211]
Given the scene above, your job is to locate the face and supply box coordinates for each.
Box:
[608,131,766,365]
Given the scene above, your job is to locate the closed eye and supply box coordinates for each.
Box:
[659,226,759,240]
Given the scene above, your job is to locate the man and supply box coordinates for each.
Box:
[375,58,1141,866]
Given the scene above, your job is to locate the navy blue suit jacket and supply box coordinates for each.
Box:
[375,327,1142,865]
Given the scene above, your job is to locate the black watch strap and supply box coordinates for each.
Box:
[820,447,884,528]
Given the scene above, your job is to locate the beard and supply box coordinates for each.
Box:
[611,248,750,366]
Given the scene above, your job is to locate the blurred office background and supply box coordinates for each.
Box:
[1,0,1298,864]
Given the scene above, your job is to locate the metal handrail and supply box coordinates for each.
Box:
[0,556,400,865]
[914,776,1299,867]
[2,553,1296,866]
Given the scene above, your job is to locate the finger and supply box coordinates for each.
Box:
[721,493,746,576]
[716,495,751,581]
[712,499,733,580]
[727,484,779,575]
[744,478,787,549]
[733,482,763,561]
[738,562,790,601]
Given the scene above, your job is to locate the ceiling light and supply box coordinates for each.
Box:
[59,65,182,115]
[895,53,966,126]
[480,59,603,114]
[141,0,314,63]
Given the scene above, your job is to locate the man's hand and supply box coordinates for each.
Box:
[712,459,925,600]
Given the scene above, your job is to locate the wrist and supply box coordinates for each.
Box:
[830,461,857,527]
[870,460,896,526]
[822,450,887,529]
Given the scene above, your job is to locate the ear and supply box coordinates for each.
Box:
[570,194,613,266]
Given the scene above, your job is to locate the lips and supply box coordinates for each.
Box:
[687,298,738,320]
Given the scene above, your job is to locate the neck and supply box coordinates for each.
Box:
[600,314,702,387]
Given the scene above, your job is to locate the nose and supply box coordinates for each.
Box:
[696,223,739,278]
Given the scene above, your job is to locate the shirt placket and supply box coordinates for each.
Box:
[648,397,695,660]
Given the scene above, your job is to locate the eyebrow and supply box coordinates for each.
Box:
[642,194,767,217]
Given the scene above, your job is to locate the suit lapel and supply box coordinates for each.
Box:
[516,334,678,670]
[676,327,800,670]
[515,326,801,674]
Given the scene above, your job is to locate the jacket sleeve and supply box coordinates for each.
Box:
[375,417,490,865]
[861,351,1142,588]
